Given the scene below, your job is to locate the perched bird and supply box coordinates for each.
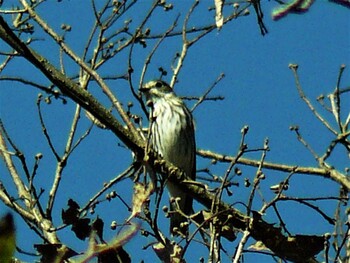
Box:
[140,80,196,235]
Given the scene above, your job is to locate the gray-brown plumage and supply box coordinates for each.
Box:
[140,80,196,235]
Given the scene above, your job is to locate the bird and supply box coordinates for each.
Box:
[140,80,196,235]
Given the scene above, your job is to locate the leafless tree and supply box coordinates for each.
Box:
[0,1,349,262]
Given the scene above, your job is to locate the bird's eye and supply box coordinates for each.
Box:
[155,81,163,88]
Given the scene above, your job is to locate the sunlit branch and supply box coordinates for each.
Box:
[289,64,338,135]
[19,0,141,142]
[197,149,350,190]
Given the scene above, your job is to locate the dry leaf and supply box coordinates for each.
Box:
[248,240,270,252]
[128,183,152,221]
[214,0,224,29]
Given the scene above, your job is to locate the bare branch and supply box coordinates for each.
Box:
[0,76,58,95]
[289,64,338,135]
[19,0,141,142]
[191,73,225,112]
[0,15,144,154]
[197,149,350,190]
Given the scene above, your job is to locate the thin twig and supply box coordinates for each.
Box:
[170,0,199,87]
[276,196,336,225]
[20,0,141,142]
[137,14,180,117]
[0,120,59,243]
[290,126,319,160]
[79,164,136,215]
[233,229,250,263]
[288,64,337,135]
[0,76,57,95]
[0,54,13,72]
[246,138,269,216]
[191,73,225,112]
[36,97,60,161]
[0,120,31,196]
[329,64,346,133]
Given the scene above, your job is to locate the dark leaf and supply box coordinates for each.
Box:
[92,216,105,242]
[62,199,80,225]
[98,247,131,263]
[72,218,91,240]
[34,243,78,262]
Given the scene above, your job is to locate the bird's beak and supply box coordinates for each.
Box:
[139,86,152,106]
[140,83,152,93]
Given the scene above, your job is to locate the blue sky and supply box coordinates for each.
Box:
[0,1,349,262]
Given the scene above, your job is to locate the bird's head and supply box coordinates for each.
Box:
[140,80,174,105]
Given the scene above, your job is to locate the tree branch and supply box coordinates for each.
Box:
[0,15,144,155]
[145,150,325,262]
[197,149,350,190]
